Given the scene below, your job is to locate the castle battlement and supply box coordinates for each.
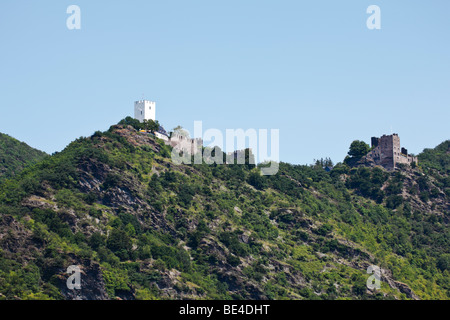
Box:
[225,148,255,165]
[134,100,156,123]
[365,134,417,170]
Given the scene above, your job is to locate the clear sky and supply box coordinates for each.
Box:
[0,1,449,165]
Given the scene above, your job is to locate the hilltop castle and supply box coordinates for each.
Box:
[364,133,418,170]
[133,100,203,155]
[134,100,156,123]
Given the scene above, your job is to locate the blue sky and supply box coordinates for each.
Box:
[0,1,449,165]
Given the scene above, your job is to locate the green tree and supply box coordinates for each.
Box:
[437,254,450,271]
[248,171,267,190]
[107,228,132,260]
[347,140,371,159]
[143,119,160,133]
[172,125,190,138]
[118,116,144,130]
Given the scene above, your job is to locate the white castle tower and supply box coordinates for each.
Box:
[134,100,156,122]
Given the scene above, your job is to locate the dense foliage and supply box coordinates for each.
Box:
[418,140,450,174]
[0,124,448,300]
[0,133,48,182]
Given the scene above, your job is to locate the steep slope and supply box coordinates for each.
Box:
[0,133,48,183]
[418,140,450,174]
[0,124,448,300]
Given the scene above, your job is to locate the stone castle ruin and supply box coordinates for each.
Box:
[226,148,255,165]
[133,99,203,156]
[364,134,418,170]
[166,133,203,157]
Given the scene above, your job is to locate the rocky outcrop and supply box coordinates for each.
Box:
[58,258,109,300]
[381,268,420,300]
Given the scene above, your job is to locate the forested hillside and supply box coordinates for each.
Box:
[0,123,448,300]
[0,133,48,182]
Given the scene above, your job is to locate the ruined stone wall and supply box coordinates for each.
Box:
[165,134,203,156]
[225,148,255,164]
[363,134,418,170]
[379,134,395,170]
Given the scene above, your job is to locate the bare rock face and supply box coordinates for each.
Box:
[357,157,377,168]
[381,268,420,300]
[111,125,161,151]
[22,196,58,211]
[77,159,111,193]
[58,258,109,300]
[1,125,446,300]
[0,215,35,257]
[0,215,109,300]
